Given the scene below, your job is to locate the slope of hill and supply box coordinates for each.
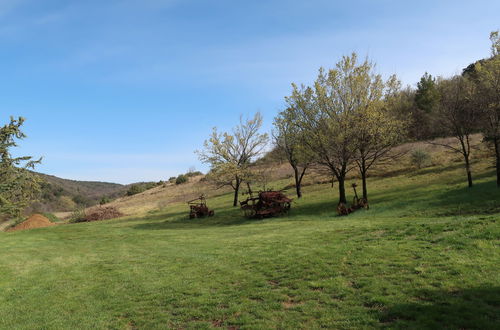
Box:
[30,173,129,213]
[0,142,498,328]
[88,134,491,218]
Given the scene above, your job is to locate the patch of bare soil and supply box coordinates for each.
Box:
[7,214,55,232]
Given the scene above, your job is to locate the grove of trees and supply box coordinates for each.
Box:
[200,30,500,208]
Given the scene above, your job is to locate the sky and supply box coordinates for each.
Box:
[1,0,499,184]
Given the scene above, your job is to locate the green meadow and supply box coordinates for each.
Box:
[1,162,499,329]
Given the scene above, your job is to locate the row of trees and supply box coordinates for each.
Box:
[198,54,406,206]
[416,31,500,187]
[199,31,500,207]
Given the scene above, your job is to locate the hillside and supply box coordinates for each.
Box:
[30,173,128,213]
[0,142,498,328]
[86,134,490,218]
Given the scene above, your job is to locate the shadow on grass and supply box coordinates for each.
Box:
[131,206,262,230]
[379,286,499,329]
[366,175,500,217]
[130,197,342,231]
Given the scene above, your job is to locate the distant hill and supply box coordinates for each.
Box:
[28,173,130,213]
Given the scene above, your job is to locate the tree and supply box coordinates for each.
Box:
[0,117,41,220]
[273,106,313,198]
[411,72,441,140]
[430,76,478,187]
[197,113,268,206]
[415,72,440,114]
[354,74,408,201]
[289,53,365,205]
[474,31,500,186]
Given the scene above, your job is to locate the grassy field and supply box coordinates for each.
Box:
[0,161,499,329]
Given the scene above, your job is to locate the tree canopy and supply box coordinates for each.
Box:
[0,117,41,219]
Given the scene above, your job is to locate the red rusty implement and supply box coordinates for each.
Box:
[187,195,215,219]
[240,191,292,219]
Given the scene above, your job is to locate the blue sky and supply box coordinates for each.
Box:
[2,0,499,184]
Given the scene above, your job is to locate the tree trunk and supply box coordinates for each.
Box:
[459,137,473,188]
[464,154,473,188]
[293,166,302,198]
[338,176,347,204]
[233,179,240,207]
[361,169,368,201]
[360,157,368,201]
[495,138,500,187]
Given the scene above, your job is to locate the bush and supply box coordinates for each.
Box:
[175,174,188,185]
[100,196,110,205]
[69,208,87,223]
[185,171,203,178]
[126,184,145,196]
[168,177,176,183]
[411,149,432,169]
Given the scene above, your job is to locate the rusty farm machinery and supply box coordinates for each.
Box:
[187,195,215,219]
[337,183,369,216]
[240,190,292,219]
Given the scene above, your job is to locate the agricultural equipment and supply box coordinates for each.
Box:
[240,191,292,218]
[337,183,369,216]
[187,195,215,219]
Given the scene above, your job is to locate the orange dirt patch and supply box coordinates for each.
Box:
[7,214,55,232]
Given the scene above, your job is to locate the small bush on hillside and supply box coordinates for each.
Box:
[127,184,145,196]
[411,149,432,169]
[175,174,188,185]
[168,177,176,183]
[69,208,87,223]
[185,171,203,178]
[100,196,110,205]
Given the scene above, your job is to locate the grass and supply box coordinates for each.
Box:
[0,161,499,329]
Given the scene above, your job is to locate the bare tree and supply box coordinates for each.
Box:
[474,31,500,186]
[273,107,313,198]
[197,113,269,206]
[428,76,478,187]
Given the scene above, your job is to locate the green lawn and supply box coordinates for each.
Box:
[1,164,499,329]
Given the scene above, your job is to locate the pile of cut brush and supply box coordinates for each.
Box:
[71,206,124,223]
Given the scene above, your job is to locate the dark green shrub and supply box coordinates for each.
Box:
[126,185,145,196]
[185,171,203,178]
[100,196,110,205]
[175,175,188,185]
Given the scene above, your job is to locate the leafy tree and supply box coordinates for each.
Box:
[273,106,313,198]
[415,72,440,114]
[289,54,362,205]
[0,117,41,219]
[197,113,268,207]
[474,31,500,186]
[354,74,408,201]
[430,76,478,187]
